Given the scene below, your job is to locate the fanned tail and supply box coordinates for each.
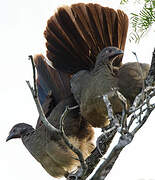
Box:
[44,3,129,73]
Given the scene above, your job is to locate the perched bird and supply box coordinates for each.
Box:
[6,55,94,178]
[43,3,150,127]
[117,62,150,105]
[6,2,150,178]
[70,47,150,127]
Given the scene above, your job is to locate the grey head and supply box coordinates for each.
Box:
[95,46,123,68]
[6,123,34,142]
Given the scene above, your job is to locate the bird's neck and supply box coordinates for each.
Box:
[93,61,114,76]
[21,125,34,138]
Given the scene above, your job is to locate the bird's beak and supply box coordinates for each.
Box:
[110,49,124,59]
[6,133,14,142]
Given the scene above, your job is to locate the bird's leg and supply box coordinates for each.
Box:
[115,91,128,134]
[96,91,128,155]
[96,94,119,156]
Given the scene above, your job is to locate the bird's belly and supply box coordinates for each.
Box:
[43,136,93,177]
[80,90,123,128]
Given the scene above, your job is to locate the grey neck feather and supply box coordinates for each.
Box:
[93,56,113,75]
[21,124,34,138]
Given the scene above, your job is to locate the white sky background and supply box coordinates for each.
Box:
[0,0,155,180]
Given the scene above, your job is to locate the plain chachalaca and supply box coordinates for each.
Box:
[6,55,94,178]
[70,47,150,127]
[6,2,150,178]
[43,3,149,127]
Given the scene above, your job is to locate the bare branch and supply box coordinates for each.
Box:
[59,106,87,179]
[91,133,133,180]
[132,52,145,90]
[26,80,58,133]
[91,87,155,179]
[28,55,38,97]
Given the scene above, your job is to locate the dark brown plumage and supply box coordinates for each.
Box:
[44,3,129,73]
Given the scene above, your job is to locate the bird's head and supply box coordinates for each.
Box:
[95,46,124,67]
[6,123,34,141]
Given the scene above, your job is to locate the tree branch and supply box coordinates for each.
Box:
[59,106,87,179]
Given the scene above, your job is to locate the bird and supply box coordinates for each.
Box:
[6,55,95,178]
[6,2,150,178]
[70,47,150,127]
[43,3,150,127]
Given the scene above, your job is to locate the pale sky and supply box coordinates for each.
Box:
[1,0,155,180]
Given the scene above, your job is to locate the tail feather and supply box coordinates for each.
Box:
[44,3,129,73]
[45,8,92,73]
[117,10,129,50]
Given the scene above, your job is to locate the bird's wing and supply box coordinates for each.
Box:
[70,70,91,104]
[44,3,129,74]
[34,55,72,128]
[34,54,71,105]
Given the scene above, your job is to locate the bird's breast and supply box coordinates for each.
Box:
[80,72,122,128]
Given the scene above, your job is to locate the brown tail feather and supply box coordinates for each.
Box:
[44,3,129,73]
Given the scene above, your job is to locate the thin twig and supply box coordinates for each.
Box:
[132,52,145,90]
[131,106,154,135]
[59,106,87,178]
[129,86,155,113]
[26,80,58,133]
[28,55,37,97]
